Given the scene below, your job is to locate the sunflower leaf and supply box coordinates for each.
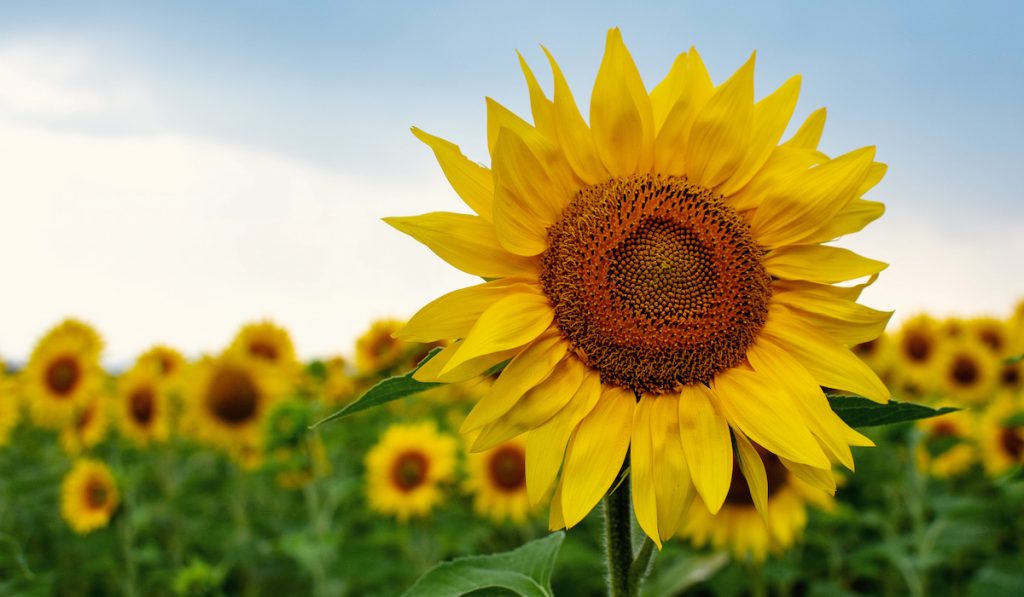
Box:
[1006,353,1024,364]
[826,395,959,428]
[310,348,443,427]
[403,532,565,597]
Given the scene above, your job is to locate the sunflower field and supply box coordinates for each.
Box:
[3,22,1024,597]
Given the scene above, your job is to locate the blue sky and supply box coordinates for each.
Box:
[1,1,1022,363]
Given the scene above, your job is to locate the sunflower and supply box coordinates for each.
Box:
[182,353,286,455]
[59,391,109,455]
[969,317,1009,356]
[677,440,833,562]
[933,338,998,406]
[998,360,1023,396]
[464,436,536,523]
[61,458,120,534]
[851,333,895,384]
[892,315,943,397]
[365,421,457,521]
[23,319,105,428]
[388,29,888,543]
[117,363,170,446]
[137,345,187,381]
[355,319,407,375]
[979,394,1024,476]
[0,364,21,446]
[229,321,299,372]
[915,411,977,478]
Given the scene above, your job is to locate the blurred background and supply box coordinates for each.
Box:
[1,2,1024,596]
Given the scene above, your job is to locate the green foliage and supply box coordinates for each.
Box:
[827,395,959,427]
[403,532,564,597]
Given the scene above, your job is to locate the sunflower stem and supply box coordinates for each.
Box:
[604,470,633,597]
[627,537,656,595]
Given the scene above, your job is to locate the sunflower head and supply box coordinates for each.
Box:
[464,436,534,523]
[389,29,889,544]
[319,356,358,406]
[61,458,120,534]
[933,338,998,406]
[969,317,1009,356]
[365,421,457,521]
[892,315,943,396]
[25,319,105,428]
[915,411,978,478]
[229,320,299,372]
[979,394,1024,475]
[118,362,171,446]
[59,391,109,455]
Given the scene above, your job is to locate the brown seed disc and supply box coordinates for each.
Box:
[541,174,770,394]
[45,356,81,397]
[207,365,260,425]
[488,444,526,492]
[949,353,980,387]
[391,450,430,492]
[130,386,156,425]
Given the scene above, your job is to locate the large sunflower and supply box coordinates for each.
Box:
[365,421,457,521]
[464,435,536,524]
[23,319,105,428]
[61,458,120,534]
[388,29,889,543]
[117,363,170,446]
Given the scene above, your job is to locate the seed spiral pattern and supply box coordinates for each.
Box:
[541,174,770,394]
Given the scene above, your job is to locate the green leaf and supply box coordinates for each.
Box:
[403,532,565,597]
[1002,412,1024,427]
[1005,353,1023,364]
[826,395,959,428]
[311,348,443,427]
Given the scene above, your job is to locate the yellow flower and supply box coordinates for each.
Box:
[181,353,286,456]
[23,319,105,428]
[915,411,977,478]
[933,338,998,405]
[968,317,1009,356]
[61,459,120,534]
[979,393,1024,476]
[678,442,833,562]
[59,391,109,454]
[117,363,171,446]
[892,315,943,397]
[229,321,299,372]
[136,345,187,381]
[0,364,21,446]
[464,436,535,524]
[365,421,456,521]
[851,333,895,384]
[355,319,445,376]
[389,29,889,544]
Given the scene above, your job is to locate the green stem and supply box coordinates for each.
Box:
[604,471,633,597]
[627,538,656,596]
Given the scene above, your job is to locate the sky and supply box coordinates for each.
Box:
[1,1,1022,366]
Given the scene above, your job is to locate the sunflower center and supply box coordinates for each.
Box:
[931,421,958,436]
[724,446,788,507]
[488,445,526,492]
[130,387,156,425]
[1001,364,1021,389]
[979,328,1004,352]
[541,174,770,393]
[852,339,879,358]
[391,450,429,492]
[1000,426,1024,460]
[84,479,109,509]
[903,333,932,363]
[950,354,979,387]
[207,365,260,425]
[45,356,81,397]
[249,341,279,362]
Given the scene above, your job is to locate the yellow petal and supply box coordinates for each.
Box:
[763,305,890,403]
[443,290,553,373]
[685,52,755,188]
[590,28,654,176]
[630,395,661,547]
[384,212,536,278]
[746,337,856,469]
[413,341,515,383]
[782,107,826,150]
[678,383,733,514]
[772,275,878,303]
[750,146,876,248]
[460,334,567,432]
[733,429,769,522]
[560,385,634,527]
[713,368,830,469]
[802,199,885,244]
[653,47,714,175]
[543,47,609,186]
[471,356,584,452]
[399,278,537,343]
[517,52,557,141]
[859,162,887,195]
[717,75,801,196]
[492,129,571,256]
[650,393,695,542]
[764,244,887,284]
[548,475,566,530]
[781,457,836,495]
[411,127,494,221]
[772,289,893,346]
[525,371,602,505]
[725,146,825,212]
[649,51,688,131]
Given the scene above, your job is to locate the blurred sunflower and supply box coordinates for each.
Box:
[118,363,170,446]
[935,339,998,405]
[59,391,109,455]
[678,439,833,562]
[979,394,1024,475]
[389,29,888,542]
[893,315,942,396]
[365,421,456,521]
[998,360,1022,396]
[464,436,535,523]
[183,353,286,456]
[136,345,187,382]
[851,334,895,383]
[915,411,977,478]
[229,321,299,372]
[0,364,21,446]
[24,319,105,428]
[355,319,408,375]
[969,317,1009,356]
[61,458,120,534]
